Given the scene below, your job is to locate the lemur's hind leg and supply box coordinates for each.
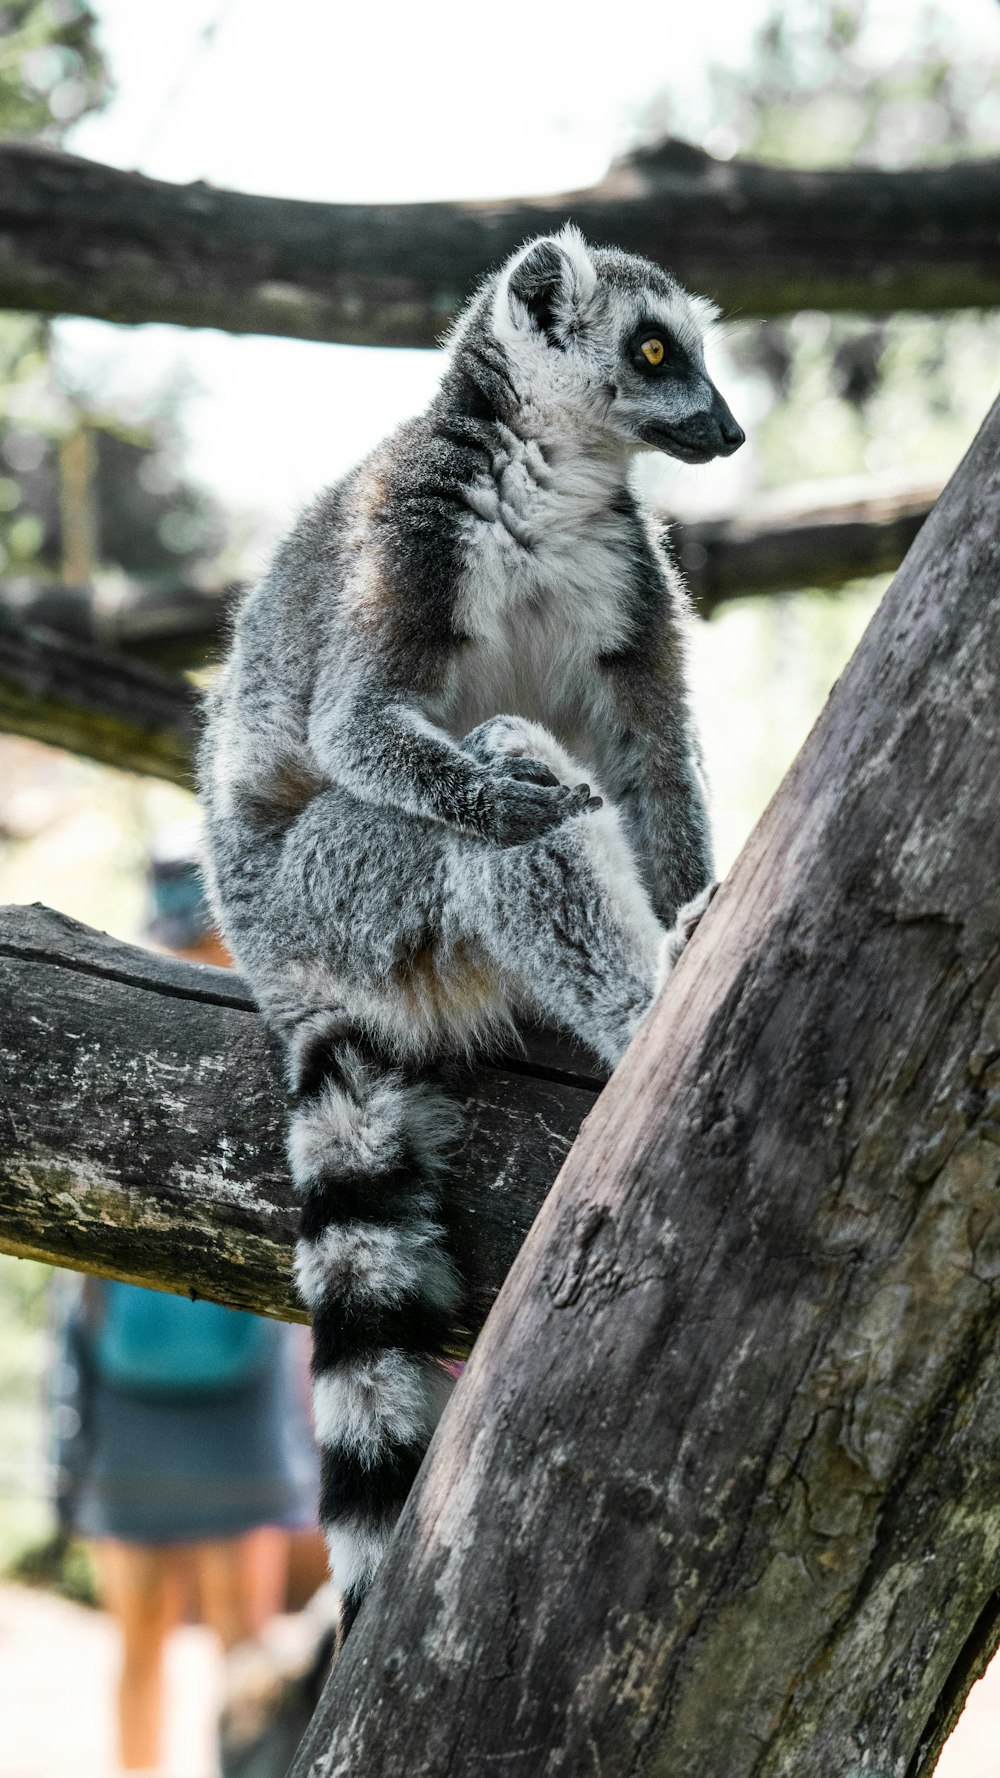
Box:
[452,716,686,1068]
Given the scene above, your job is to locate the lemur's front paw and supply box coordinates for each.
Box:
[480,774,601,847]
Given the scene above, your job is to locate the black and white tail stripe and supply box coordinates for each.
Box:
[288,1023,462,1634]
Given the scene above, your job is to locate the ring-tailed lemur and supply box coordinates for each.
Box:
[199,226,743,1635]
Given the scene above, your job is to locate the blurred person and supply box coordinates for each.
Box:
[49,835,324,1773]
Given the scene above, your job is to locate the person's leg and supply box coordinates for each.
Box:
[192,1530,288,1651]
[238,1526,290,1632]
[91,1539,181,1771]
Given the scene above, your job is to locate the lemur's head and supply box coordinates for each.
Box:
[452,225,743,465]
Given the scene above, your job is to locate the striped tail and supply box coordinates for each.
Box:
[287,1025,462,1636]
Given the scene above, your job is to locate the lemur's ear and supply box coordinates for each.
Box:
[501,226,597,346]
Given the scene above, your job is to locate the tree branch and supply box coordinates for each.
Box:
[290,395,1000,1776]
[0,479,938,777]
[674,478,937,612]
[0,577,237,672]
[0,903,604,1352]
[1,140,998,348]
[0,608,197,783]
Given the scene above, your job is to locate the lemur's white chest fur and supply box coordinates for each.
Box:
[432,426,635,755]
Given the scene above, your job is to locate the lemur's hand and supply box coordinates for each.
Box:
[460,715,602,845]
[480,764,601,847]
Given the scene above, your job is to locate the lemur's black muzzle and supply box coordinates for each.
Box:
[644,386,745,464]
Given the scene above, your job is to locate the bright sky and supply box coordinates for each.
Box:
[53,0,1000,551]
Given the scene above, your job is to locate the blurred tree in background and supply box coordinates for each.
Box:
[4,396,226,582]
[0,0,109,137]
[0,3,223,585]
[0,2,106,575]
[707,0,999,491]
[634,0,1000,868]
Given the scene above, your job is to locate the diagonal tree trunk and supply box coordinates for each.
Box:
[289,396,1000,1778]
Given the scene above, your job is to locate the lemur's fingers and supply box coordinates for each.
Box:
[677,880,718,939]
[500,755,562,788]
[486,777,598,846]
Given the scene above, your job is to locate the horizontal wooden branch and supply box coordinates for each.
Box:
[2,141,999,349]
[0,903,605,1352]
[0,608,198,783]
[0,577,237,672]
[0,482,937,770]
[673,478,937,611]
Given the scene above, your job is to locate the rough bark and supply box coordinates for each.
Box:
[0,608,197,784]
[289,399,1000,1776]
[1,140,999,348]
[0,904,604,1351]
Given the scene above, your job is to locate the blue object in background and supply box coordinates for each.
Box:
[94,1283,272,1397]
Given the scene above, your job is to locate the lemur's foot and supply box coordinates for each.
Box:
[462,716,602,846]
[461,715,587,788]
[653,882,719,998]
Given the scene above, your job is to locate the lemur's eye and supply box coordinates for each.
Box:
[641,338,665,366]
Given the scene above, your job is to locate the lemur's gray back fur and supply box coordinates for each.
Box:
[199,226,743,1636]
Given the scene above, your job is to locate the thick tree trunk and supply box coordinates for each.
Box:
[289,397,1000,1777]
[1,141,998,348]
[0,904,603,1350]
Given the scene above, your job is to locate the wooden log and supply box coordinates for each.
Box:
[289,400,1000,1774]
[0,577,235,672]
[676,478,937,612]
[0,608,197,784]
[1,141,999,349]
[0,903,605,1353]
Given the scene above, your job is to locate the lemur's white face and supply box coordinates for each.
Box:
[486,226,744,465]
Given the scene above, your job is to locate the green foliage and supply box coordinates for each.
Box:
[705,0,1000,169]
[671,0,1000,496]
[0,1255,55,1571]
[0,0,110,139]
[7,1529,98,1606]
[635,0,1000,171]
[739,309,1000,491]
[0,1,111,576]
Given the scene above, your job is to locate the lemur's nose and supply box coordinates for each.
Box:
[709,390,745,455]
[720,414,745,451]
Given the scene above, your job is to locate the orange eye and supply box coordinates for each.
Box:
[641,338,665,366]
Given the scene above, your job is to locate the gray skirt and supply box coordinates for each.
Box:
[53,1292,319,1545]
